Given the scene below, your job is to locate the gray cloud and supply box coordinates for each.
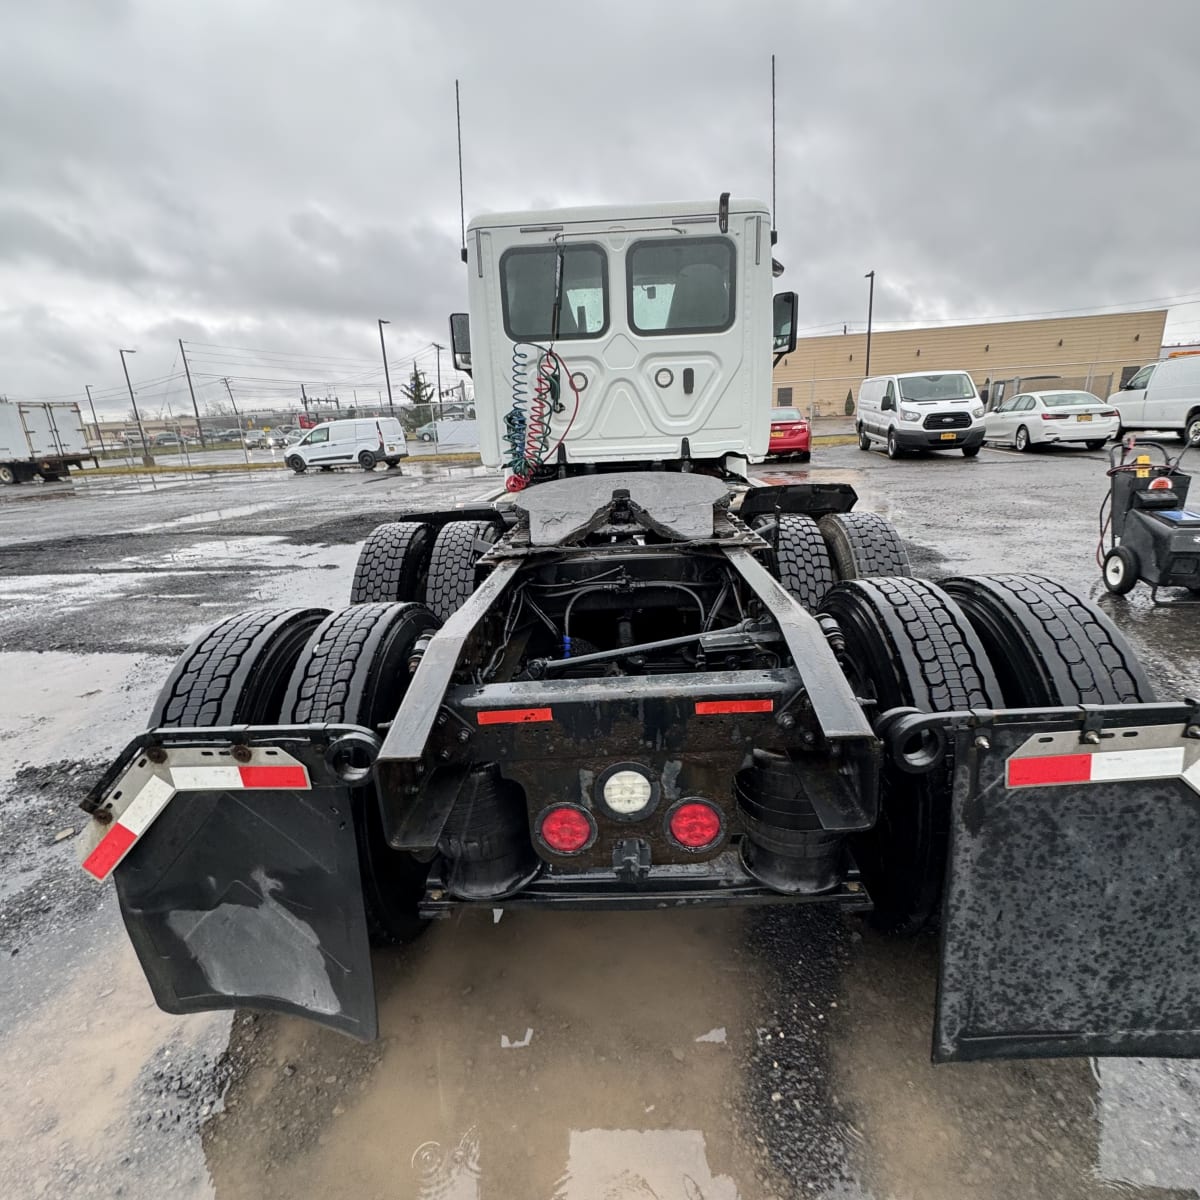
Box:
[2,0,1199,404]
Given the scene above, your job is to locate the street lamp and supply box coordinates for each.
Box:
[378,319,395,417]
[864,271,876,378]
[119,348,153,463]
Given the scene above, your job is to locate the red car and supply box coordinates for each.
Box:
[767,407,811,461]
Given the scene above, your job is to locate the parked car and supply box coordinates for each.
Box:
[857,371,986,459]
[416,421,437,442]
[243,430,266,448]
[285,417,408,473]
[263,429,291,449]
[152,433,182,447]
[1108,356,1200,445]
[766,407,811,461]
[984,390,1118,452]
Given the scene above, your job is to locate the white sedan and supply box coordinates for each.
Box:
[984,390,1120,452]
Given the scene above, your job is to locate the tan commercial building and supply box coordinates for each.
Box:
[773,309,1168,416]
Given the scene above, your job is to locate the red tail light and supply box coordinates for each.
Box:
[667,801,723,850]
[1100,410,1118,417]
[1041,413,1068,421]
[538,805,595,854]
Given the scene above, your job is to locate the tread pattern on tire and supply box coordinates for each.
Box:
[819,512,912,581]
[774,513,836,611]
[823,577,999,711]
[151,608,328,727]
[350,521,432,605]
[425,520,500,621]
[941,573,1154,705]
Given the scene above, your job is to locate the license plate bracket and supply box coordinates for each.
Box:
[940,432,957,441]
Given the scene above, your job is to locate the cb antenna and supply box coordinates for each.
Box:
[456,79,467,264]
[770,54,778,245]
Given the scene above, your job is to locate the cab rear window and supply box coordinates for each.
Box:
[627,237,735,335]
[500,244,608,342]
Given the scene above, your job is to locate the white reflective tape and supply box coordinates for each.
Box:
[170,764,243,791]
[1089,747,1186,782]
[116,774,176,836]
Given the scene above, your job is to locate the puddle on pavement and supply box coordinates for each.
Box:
[199,908,818,1200]
[130,503,279,533]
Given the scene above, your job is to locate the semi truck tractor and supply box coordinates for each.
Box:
[79,197,1200,1062]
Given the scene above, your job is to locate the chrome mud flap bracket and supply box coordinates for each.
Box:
[888,703,1200,1063]
[84,726,381,1041]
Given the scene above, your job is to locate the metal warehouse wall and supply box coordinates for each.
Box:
[773,310,1168,415]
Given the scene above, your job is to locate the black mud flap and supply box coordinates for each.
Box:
[935,709,1200,1062]
[107,734,377,1040]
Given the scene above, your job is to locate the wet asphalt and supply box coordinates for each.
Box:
[1,444,1198,1200]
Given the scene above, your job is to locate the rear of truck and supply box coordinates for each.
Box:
[77,197,1200,1062]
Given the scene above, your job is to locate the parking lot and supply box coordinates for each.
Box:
[2,443,1198,1200]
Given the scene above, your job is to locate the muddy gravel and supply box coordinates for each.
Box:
[1,452,1199,1199]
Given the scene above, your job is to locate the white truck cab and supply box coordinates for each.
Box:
[449,197,797,484]
[285,416,407,473]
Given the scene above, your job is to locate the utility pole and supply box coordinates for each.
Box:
[864,270,876,378]
[224,378,251,469]
[378,319,395,417]
[300,383,309,414]
[433,342,445,420]
[177,339,206,449]
[84,385,104,452]
[119,348,153,463]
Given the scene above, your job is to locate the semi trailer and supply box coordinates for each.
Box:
[79,197,1200,1062]
[0,399,92,484]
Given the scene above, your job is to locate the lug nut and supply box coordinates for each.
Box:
[974,735,991,751]
[1083,730,1101,745]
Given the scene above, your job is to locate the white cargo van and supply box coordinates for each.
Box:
[285,417,407,473]
[856,371,986,459]
[1108,356,1200,445]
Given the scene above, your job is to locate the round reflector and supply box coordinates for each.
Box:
[538,805,594,854]
[1148,476,1174,490]
[668,801,722,850]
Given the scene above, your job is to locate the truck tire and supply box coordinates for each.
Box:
[350,521,433,604]
[773,513,836,611]
[282,602,439,945]
[358,450,377,471]
[150,607,329,728]
[942,573,1154,705]
[818,512,911,580]
[425,519,501,621]
[0,465,16,485]
[1185,411,1200,446]
[857,425,871,451]
[821,578,1002,934]
[287,455,306,473]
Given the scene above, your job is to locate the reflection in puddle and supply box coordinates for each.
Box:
[554,1129,739,1200]
[413,1127,483,1200]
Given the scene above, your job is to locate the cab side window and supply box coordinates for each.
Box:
[308,427,330,444]
[883,382,896,408]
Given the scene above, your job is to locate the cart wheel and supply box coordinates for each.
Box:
[772,513,835,611]
[1015,425,1031,452]
[283,602,439,945]
[1102,546,1140,595]
[857,425,871,451]
[150,608,329,727]
[425,519,501,621]
[350,521,433,604]
[818,512,911,580]
[821,578,1002,934]
[942,574,1153,704]
[358,450,377,471]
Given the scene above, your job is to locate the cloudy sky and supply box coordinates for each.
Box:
[2,0,1199,418]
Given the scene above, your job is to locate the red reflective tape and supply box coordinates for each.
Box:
[695,699,775,715]
[477,708,553,726]
[81,823,137,881]
[238,764,309,789]
[1007,753,1093,787]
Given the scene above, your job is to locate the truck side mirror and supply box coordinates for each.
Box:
[773,293,798,354]
[881,395,894,412]
[449,313,472,375]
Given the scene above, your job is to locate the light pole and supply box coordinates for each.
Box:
[864,271,876,378]
[433,342,445,420]
[84,385,104,453]
[119,348,152,463]
[378,319,395,417]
